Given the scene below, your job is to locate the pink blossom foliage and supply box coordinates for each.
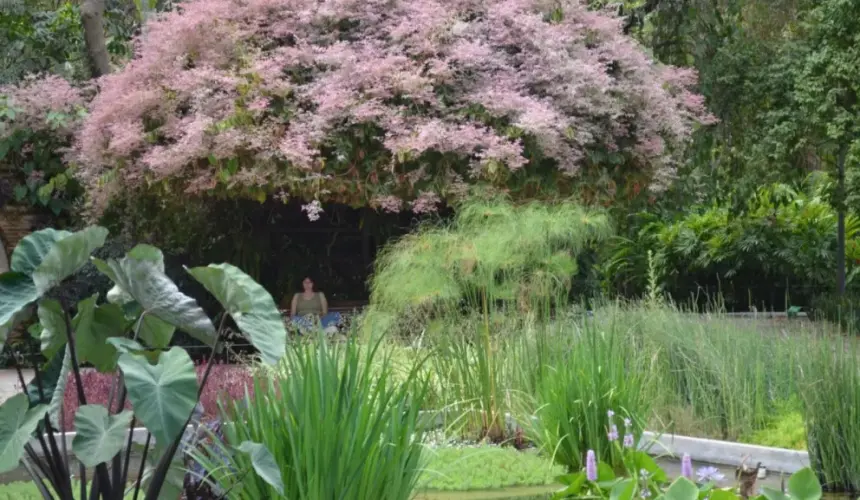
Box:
[60,362,253,431]
[0,75,86,140]
[74,0,713,213]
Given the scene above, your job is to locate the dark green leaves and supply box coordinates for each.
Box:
[72,405,134,468]
[119,347,198,446]
[187,263,285,364]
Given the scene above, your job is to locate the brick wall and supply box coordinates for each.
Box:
[0,205,50,272]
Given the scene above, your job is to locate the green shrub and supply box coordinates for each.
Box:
[193,337,430,499]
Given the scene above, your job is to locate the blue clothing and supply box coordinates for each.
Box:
[290,312,342,332]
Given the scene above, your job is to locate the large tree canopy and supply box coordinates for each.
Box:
[73,0,711,215]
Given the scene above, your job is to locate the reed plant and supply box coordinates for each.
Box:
[193,337,430,500]
[593,300,806,441]
[521,316,657,472]
[799,333,860,491]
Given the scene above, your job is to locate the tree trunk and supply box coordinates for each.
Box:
[836,144,847,296]
[80,0,111,77]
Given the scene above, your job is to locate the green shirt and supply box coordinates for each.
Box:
[295,292,324,317]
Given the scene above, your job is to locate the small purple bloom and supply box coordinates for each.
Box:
[586,450,597,481]
[641,489,651,498]
[623,433,635,448]
[607,424,619,441]
[680,453,693,479]
[696,466,726,483]
[624,418,632,428]
[607,409,615,419]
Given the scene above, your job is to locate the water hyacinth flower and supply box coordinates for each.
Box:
[623,432,635,448]
[586,450,598,481]
[608,424,619,441]
[681,453,694,479]
[696,466,726,483]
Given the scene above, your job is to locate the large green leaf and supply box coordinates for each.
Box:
[94,256,215,346]
[36,299,67,359]
[77,302,129,372]
[119,348,199,446]
[187,263,286,364]
[10,228,71,275]
[32,226,108,293]
[72,405,134,468]
[138,313,176,349]
[0,272,39,336]
[787,467,822,500]
[0,394,48,474]
[236,441,284,495]
[761,487,790,500]
[664,477,700,500]
[610,479,636,500]
[106,244,164,305]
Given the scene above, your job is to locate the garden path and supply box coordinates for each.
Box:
[0,368,31,404]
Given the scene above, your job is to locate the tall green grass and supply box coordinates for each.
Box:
[800,334,860,491]
[603,301,804,441]
[194,338,430,499]
[522,316,656,472]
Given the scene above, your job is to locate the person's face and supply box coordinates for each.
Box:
[302,278,314,292]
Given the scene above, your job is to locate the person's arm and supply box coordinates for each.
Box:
[290,294,298,317]
[320,293,328,316]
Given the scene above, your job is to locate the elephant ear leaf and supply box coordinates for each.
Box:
[186,263,286,365]
[119,347,198,447]
[10,228,71,275]
[72,405,134,468]
[94,253,215,346]
[0,394,48,474]
[32,226,108,293]
[236,441,284,495]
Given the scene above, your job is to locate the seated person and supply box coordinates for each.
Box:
[284,276,342,334]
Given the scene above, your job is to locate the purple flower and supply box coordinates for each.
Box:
[623,433,635,448]
[607,424,619,441]
[586,450,597,481]
[680,453,693,479]
[607,409,615,419]
[624,418,632,428]
[696,466,726,483]
[641,489,651,498]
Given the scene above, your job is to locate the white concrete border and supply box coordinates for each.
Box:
[639,431,810,474]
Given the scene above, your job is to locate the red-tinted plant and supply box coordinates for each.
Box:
[61,362,253,431]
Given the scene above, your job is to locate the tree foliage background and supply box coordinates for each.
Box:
[1,0,859,315]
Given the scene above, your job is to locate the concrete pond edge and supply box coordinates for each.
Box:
[27,412,810,474]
